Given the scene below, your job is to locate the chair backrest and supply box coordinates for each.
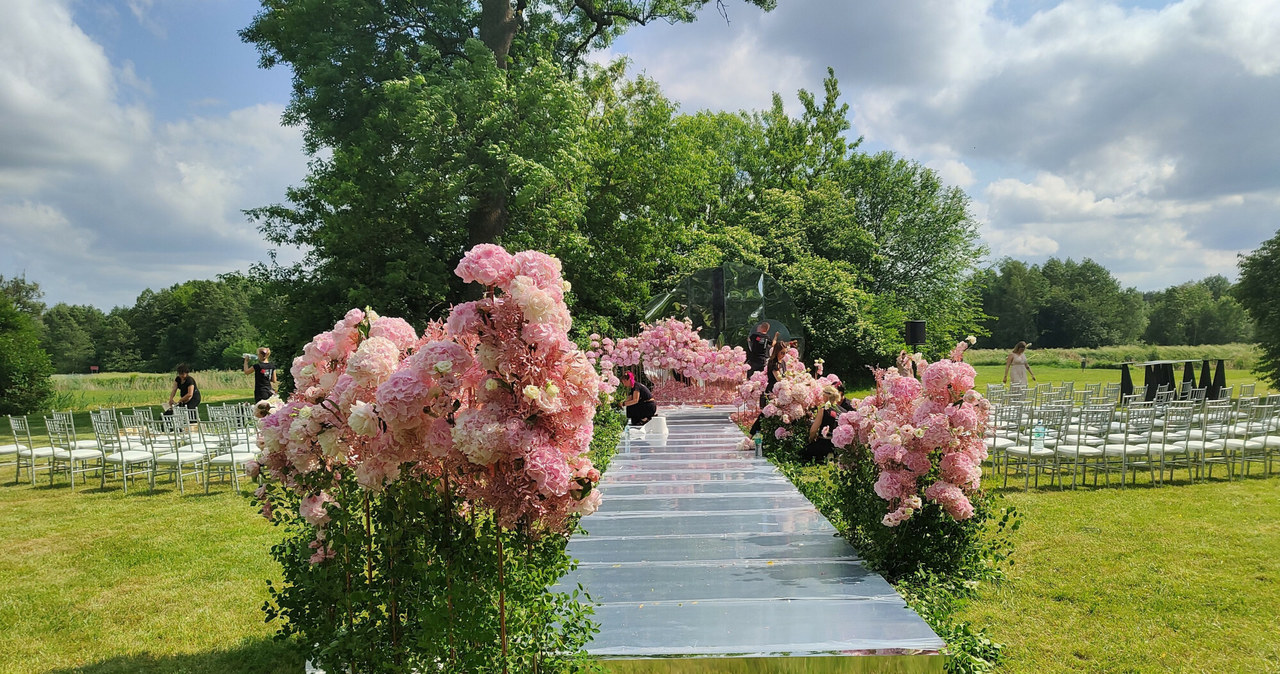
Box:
[1078,404,1115,440]
[143,417,192,456]
[1154,388,1175,405]
[132,407,156,422]
[1125,403,1157,435]
[1160,401,1196,436]
[1235,396,1258,419]
[1104,382,1121,397]
[1030,405,1071,435]
[8,415,35,446]
[91,413,127,453]
[197,417,233,455]
[1190,387,1207,403]
[1238,404,1274,437]
[1217,386,1233,401]
[1202,401,1233,433]
[1133,385,1147,399]
[1085,383,1102,395]
[44,416,70,450]
[1239,383,1256,398]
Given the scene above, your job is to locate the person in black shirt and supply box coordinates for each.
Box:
[746,322,770,373]
[801,386,843,463]
[166,364,201,413]
[620,371,657,426]
[749,336,787,436]
[244,347,278,402]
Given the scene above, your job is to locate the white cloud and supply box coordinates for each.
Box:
[614,0,1280,289]
[0,0,307,308]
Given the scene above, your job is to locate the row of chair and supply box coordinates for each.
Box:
[1,404,260,495]
[990,396,1278,489]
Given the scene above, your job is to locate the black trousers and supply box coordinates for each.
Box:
[626,401,657,426]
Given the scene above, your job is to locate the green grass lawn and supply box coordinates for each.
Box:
[845,366,1267,399]
[0,480,299,674]
[960,476,1280,673]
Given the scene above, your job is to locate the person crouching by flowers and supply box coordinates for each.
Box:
[801,385,843,463]
[620,371,657,426]
[749,336,788,437]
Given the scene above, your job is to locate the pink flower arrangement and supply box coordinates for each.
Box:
[832,344,991,527]
[588,318,750,403]
[256,245,604,563]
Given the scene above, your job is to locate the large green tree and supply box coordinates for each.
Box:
[41,304,104,374]
[1143,276,1252,345]
[0,295,53,415]
[1236,233,1280,385]
[240,0,775,349]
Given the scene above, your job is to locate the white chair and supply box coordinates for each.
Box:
[1055,404,1112,489]
[0,419,23,483]
[1101,402,1156,487]
[1148,401,1196,485]
[1004,405,1069,489]
[1226,404,1276,479]
[1172,401,1232,481]
[95,412,153,494]
[204,417,259,493]
[9,415,56,486]
[145,417,206,495]
[45,414,105,490]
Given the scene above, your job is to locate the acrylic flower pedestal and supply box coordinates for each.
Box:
[556,406,945,672]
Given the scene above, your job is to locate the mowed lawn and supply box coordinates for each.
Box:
[2,365,1276,673]
[0,479,299,674]
[962,476,1280,673]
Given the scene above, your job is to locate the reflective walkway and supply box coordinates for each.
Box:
[561,406,945,671]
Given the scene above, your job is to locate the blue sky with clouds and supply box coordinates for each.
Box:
[2,0,1278,309]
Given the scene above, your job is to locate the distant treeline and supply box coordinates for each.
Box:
[1,273,276,374]
[975,258,1252,349]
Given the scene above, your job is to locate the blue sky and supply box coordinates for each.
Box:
[2,0,1278,309]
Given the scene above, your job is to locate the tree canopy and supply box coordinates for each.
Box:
[1236,232,1280,385]
[0,294,53,415]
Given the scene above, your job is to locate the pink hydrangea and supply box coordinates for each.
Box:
[300,491,336,526]
[455,243,516,287]
[924,481,975,520]
[369,316,418,351]
[347,336,400,388]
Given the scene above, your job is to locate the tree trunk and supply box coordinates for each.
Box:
[470,1,518,251]
[468,188,509,249]
[479,0,519,70]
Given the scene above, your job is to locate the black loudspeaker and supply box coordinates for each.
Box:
[905,320,926,347]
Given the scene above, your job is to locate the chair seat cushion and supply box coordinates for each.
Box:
[1182,429,1220,441]
[1106,433,1150,444]
[19,446,56,458]
[105,450,153,464]
[155,451,205,464]
[1055,446,1103,457]
[1171,440,1224,453]
[209,453,255,466]
[63,448,103,461]
[1006,446,1055,458]
[0,443,23,455]
[68,439,99,450]
[1060,434,1104,446]
[1102,444,1148,456]
[986,437,1015,450]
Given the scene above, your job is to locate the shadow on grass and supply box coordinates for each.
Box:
[45,637,302,674]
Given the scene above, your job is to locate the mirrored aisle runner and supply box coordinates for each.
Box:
[558,406,946,673]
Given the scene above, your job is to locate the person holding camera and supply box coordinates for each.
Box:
[244,347,278,403]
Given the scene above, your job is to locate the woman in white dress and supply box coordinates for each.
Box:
[1003,341,1036,386]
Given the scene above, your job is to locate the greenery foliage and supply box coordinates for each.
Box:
[1236,229,1280,387]
[976,258,1253,350]
[254,406,624,671]
[0,294,54,415]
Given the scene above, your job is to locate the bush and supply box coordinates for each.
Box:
[0,295,54,415]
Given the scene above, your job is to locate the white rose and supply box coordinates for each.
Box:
[348,401,379,437]
[484,378,500,391]
[523,385,542,401]
[300,364,317,378]
[434,360,453,374]
[544,382,559,398]
[317,429,346,461]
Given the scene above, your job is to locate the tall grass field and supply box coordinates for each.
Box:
[50,371,254,412]
[963,343,1259,371]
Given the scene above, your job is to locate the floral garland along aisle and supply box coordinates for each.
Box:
[251,244,609,672]
[586,317,750,405]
